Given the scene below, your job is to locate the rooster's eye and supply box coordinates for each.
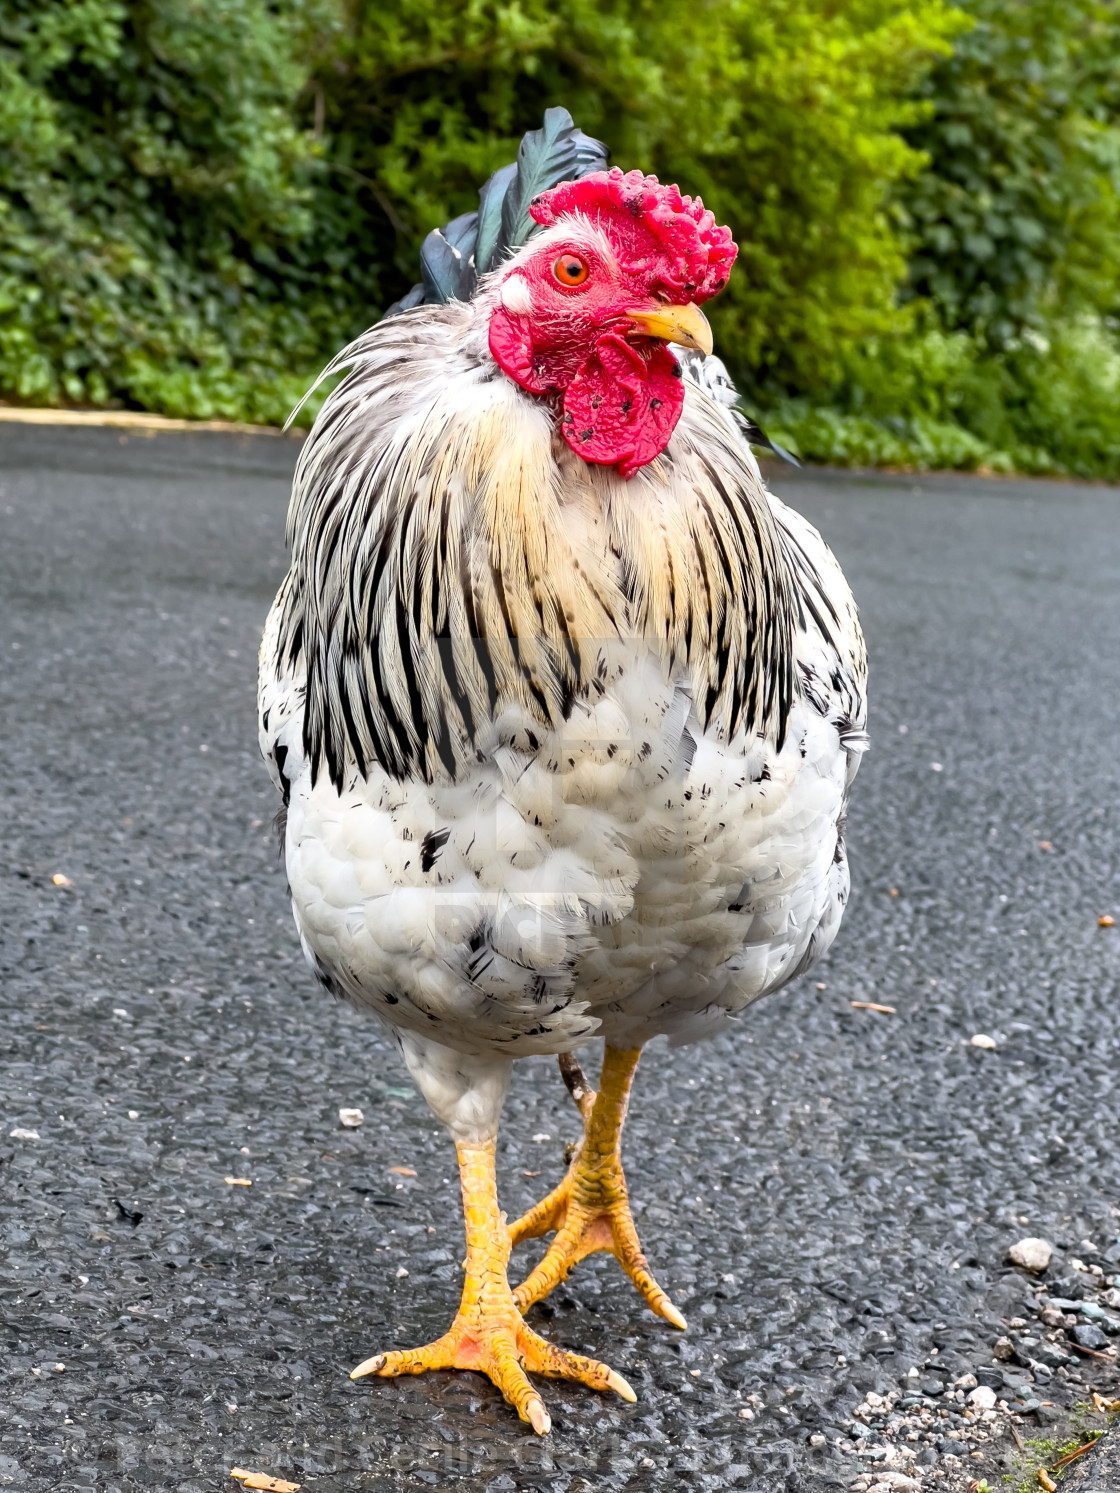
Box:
[552,254,590,287]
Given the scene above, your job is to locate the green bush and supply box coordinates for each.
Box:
[313,0,963,395]
[3,0,1120,482]
[0,0,347,421]
[761,313,1120,478]
[0,0,959,420]
[899,0,1120,344]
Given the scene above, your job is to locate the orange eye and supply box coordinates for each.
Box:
[552,253,590,287]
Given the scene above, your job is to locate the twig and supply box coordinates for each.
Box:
[1050,1435,1101,1470]
[1010,1422,1025,1451]
[850,1001,897,1015]
[1068,1341,1114,1360]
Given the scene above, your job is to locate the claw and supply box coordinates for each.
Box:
[526,1399,551,1435]
[607,1369,638,1403]
[660,1300,688,1331]
[349,1354,386,1379]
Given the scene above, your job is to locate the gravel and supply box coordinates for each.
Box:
[2,426,1120,1492]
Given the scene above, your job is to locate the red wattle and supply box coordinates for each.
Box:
[560,335,684,479]
[487,307,548,393]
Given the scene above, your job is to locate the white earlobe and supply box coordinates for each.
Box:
[499,276,534,316]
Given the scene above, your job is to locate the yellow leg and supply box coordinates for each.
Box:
[510,1046,686,1330]
[350,1137,635,1433]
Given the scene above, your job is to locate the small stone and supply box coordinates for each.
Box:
[992,1337,1015,1361]
[9,1127,40,1141]
[1039,1304,1066,1328]
[1008,1237,1052,1273]
[1023,1339,1072,1369]
[968,1386,997,1410]
[1071,1322,1109,1350]
[1103,1288,1120,1309]
[970,1033,996,1049]
[338,1107,363,1128]
[1099,914,1116,927]
[919,1377,945,1396]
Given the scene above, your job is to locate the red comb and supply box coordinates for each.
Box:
[529,167,737,303]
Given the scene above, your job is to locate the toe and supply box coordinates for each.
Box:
[353,1339,454,1380]
[508,1175,571,1246]
[488,1331,554,1431]
[527,1332,637,1404]
[512,1240,575,1310]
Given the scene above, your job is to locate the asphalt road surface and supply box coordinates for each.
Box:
[2,422,1119,1493]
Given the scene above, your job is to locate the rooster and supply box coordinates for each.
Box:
[258,112,867,1435]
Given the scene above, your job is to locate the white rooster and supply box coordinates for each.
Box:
[258,117,867,1435]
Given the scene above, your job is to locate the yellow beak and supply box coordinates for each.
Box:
[625,301,713,357]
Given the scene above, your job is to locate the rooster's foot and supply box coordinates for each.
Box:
[350,1139,635,1432]
[510,1046,686,1330]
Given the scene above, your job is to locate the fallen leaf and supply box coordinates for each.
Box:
[523,1170,541,1178]
[230,1470,300,1492]
[51,873,72,886]
[1099,914,1116,928]
[1038,1471,1057,1491]
[850,1001,896,1015]
[224,1176,252,1187]
[388,1166,416,1177]
[888,888,899,898]
[1037,841,1052,850]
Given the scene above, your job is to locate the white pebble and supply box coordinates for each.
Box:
[970,1033,997,1049]
[395,1267,409,1279]
[1007,1237,1053,1272]
[9,1128,39,1141]
[968,1385,997,1410]
[338,1107,364,1128]
[531,1132,551,1142]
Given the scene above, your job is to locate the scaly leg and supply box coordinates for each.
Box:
[510,1045,686,1330]
[350,1136,635,1433]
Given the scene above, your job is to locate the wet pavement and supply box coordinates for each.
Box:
[1,422,1119,1492]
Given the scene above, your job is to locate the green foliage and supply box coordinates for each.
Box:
[0,0,347,420]
[314,0,963,394]
[0,0,959,419]
[760,312,1120,478]
[4,0,1120,484]
[898,0,1120,343]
